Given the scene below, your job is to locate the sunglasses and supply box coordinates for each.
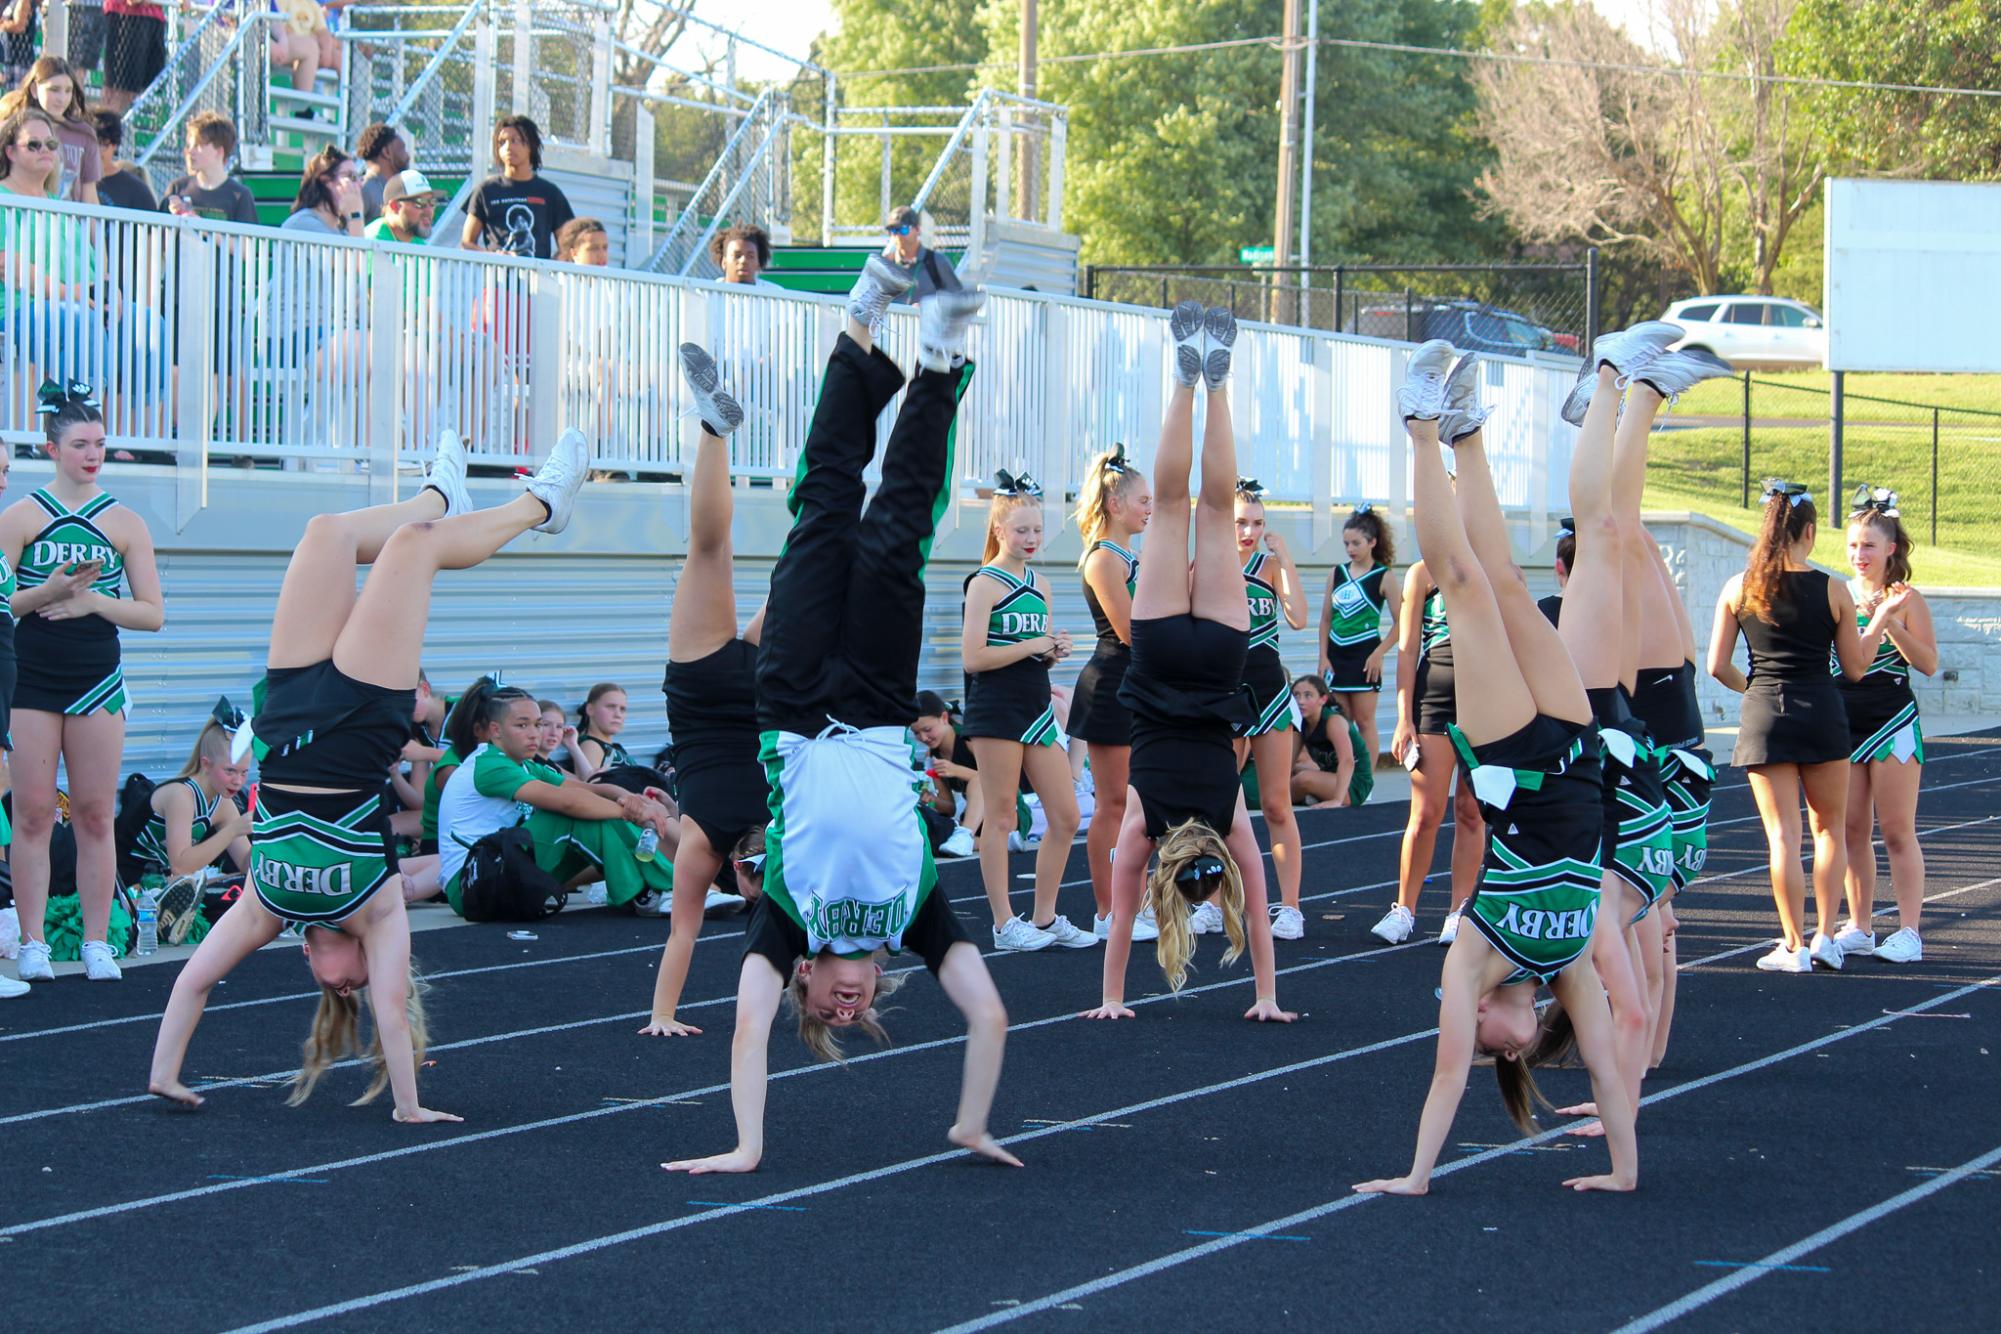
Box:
[14,138,58,152]
[886,224,913,236]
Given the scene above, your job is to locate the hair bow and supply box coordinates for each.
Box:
[994,469,1043,498]
[35,378,99,416]
[1174,855,1227,886]
[1101,444,1132,476]
[1760,479,1812,509]
[211,696,247,730]
[1350,502,1374,517]
[1235,477,1266,499]
[1556,515,1576,537]
[734,851,767,874]
[1849,484,1900,518]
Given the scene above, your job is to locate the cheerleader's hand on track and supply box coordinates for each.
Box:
[1244,998,1298,1023]
[1080,1001,1136,1020]
[637,1016,703,1037]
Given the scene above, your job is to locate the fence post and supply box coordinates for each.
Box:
[366,247,402,508]
[527,266,564,451]
[589,23,612,156]
[968,123,988,268]
[1083,264,1095,301]
[821,74,837,246]
[511,0,532,121]
[632,103,655,258]
[1332,264,1343,333]
[473,12,496,190]
[1932,406,1941,547]
[1404,288,1413,342]
[1046,114,1065,231]
[1584,246,1600,353]
[1829,370,1845,515]
[1741,372,1751,508]
[171,224,214,532]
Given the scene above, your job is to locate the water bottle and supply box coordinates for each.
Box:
[633,825,659,863]
[136,889,160,956]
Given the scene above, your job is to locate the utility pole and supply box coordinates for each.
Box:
[1019,0,1039,222]
[1299,0,1317,323]
[1271,0,1304,324]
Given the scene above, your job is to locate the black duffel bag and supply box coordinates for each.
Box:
[459,828,566,922]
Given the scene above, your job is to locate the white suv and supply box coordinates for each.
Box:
[1660,295,1825,369]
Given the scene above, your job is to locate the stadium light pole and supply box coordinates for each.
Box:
[1299,0,1317,318]
[1271,0,1304,323]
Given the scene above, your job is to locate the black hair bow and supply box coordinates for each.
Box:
[994,469,1043,498]
[1174,855,1227,886]
[211,696,246,730]
[1235,477,1266,499]
[1556,515,1576,536]
[1351,502,1374,517]
[1850,484,1899,518]
[35,378,99,416]
[1102,444,1132,476]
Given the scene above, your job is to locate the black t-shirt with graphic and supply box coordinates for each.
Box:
[468,173,576,260]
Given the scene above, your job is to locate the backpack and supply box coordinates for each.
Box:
[459,828,566,922]
[113,772,160,886]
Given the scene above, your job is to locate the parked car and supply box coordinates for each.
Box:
[1354,299,1568,355]
[1661,295,1825,369]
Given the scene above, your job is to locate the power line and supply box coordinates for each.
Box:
[838,31,2001,101]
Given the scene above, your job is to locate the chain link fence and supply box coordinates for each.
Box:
[1651,375,2001,551]
[1084,260,1596,355]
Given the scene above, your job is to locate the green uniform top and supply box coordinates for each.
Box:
[420,743,463,841]
[475,747,567,799]
[132,777,227,878]
[1326,562,1388,647]
[1243,550,1280,651]
[972,564,1051,647]
[1834,607,1910,685]
[1420,586,1450,656]
[579,733,635,770]
[15,488,125,604]
[1097,539,1139,597]
[435,745,568,890]
[0,546,14,624]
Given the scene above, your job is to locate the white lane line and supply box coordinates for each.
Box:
[1610,1142,2001,1333]
[227,971,2001,1333]
[926,973,2001,1334]
[11,758,1994,1048]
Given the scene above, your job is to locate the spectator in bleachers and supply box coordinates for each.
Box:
[0,57,101,204]
[101,0,168,115]
[65,0,106,82]
[1,0,42,102]
[461,115,573,260]
[161,111,256,223]
[282,143,364,238]
[555,216,608,266]
[711,223,776,287]
[271,0,340,108]
[0,107,104,385]
[353,120,407,223]
[362,168,440,245]
[886,203,961,297]
[91,109,156,213]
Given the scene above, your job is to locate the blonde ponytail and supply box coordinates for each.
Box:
[1074,446,1142,568]
[287,967,431,1107]
[1146,820,1246,992]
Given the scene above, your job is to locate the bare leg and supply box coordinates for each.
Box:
[1748,765,1809,950]
[269,490,447,671]
[1448,776,1485,911]
[645,824,727,1036]
[1557,368,1625,693]
[1801,759,1852,940]
[969,738,1029,930]
[1133,382,1196,620]
[332,494,551,691]
[7,712,64,946]
[1022,743,1082,928]
[670,425,742,663]
[1084,743,1129,918]
[1872,760,1926,933]
[1842,763,1877,934]
[1190,382,1248,627]
[63,711,129,944]
[1395,736,1453,912]
[1252,730,1301,911]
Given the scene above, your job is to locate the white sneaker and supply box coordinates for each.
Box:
[1269,904,1304,940]
[1756,943,1811,973]
[1202,305,1238,391]
[1369,903,1415,944]
[917,286,987,373]
[80,940,123,981]
[1810,931,1844,971]
[1833,923,1877,956]
[1168,299,1205,388]
[1035,915,1099,949]
[1396,340,1456,421]
[992,915,1055,952]
[1438,908,1462,946]
[1132,903,1160,942]
[582,881,609,906]
[939,826,977,859]
[0,973,28,998]
[425,427,474,518]
[632,889,669,917]
[526,428,591,534]
[1071,778,1095,823]
[703,888,746,914]
[1189,901,1225,936]
[16,939,54,982]
[1438,353,1491,443]
[1872,927,1922,964]
[845,252,916,330]
[677,342,744,436]
[1635,347,1733,402]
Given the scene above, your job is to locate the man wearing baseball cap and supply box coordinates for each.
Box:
[364,169,443,245]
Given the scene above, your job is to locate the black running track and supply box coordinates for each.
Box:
[6,733,1999,1333]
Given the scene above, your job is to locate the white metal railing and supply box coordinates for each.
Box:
[0,193,1577,539]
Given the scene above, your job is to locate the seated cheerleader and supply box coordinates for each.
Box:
[147,427,590,1120]
[128,714,253,884]
[663,253,1018,1173]
[640,342,772,1038]
[1354,343,1635,1195]
[1082,302,1295,1024]
[435,677,677,916]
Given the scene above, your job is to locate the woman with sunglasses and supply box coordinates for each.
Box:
[640,343,772,1038]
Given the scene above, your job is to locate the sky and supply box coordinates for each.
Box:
[688,0,1666,87]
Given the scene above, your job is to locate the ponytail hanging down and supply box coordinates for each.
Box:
[1146,820,1246,993]
[1738,479,1816,623]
